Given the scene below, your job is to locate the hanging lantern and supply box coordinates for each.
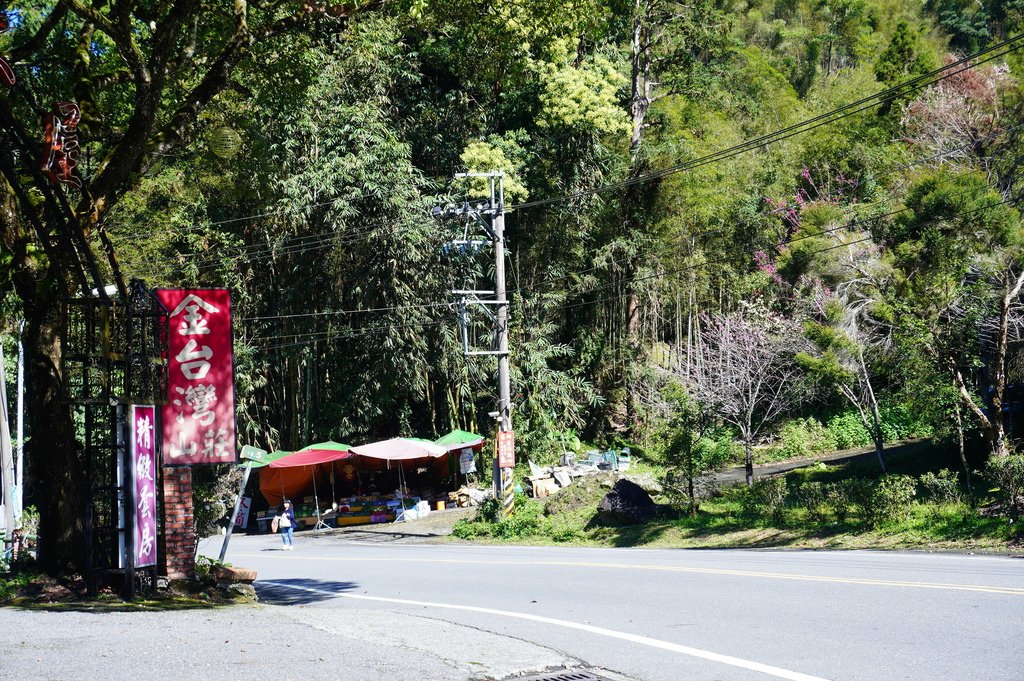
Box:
[207,126,242,159]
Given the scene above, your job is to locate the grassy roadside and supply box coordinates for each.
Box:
[451,444,1023,554]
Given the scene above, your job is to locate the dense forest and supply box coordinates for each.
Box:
[4,1,1024,563]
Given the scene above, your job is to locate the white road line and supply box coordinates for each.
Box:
[264,581,833,681]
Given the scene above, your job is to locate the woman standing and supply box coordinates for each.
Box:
[277,500,297,550]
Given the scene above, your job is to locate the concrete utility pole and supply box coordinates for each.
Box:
[441,173,515,514]
[1,344,16,549]
[15,321,24,529]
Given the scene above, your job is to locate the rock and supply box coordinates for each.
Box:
[622,473,663,496]
[222,583,258,603]
[595,479,673,526]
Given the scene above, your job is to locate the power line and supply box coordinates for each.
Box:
[220,127,1024,326]
[508,36,1024,212]
[513,121,1024,299]
[116,41,1022,286]
[248,196,1020,353]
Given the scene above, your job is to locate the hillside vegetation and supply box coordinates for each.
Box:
[3,1,1024,558]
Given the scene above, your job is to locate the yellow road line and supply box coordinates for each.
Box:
[235,553,1024,596]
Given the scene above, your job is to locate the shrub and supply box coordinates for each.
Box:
[741,477,788,524]
[919,469,963,505]
[798,481,830,522]
[836,478,873,522]
[451,518,493,539]
[769,418,838,460]
[867,474,917,527]
[878,402,933,441]
[493,496,543,539]
[826,412,872,450]
[985,455,1024,519]
[824,482,852,523]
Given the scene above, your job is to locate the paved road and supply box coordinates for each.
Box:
[212,532,1024,681]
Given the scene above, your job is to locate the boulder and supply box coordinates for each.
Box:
[595,479,672,526]
[622,473,663,496]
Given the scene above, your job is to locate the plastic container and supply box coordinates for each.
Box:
[435,500,445,511]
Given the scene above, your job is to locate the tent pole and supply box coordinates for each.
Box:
[311,465,328,531]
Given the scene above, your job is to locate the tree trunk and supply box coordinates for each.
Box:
[983,269,1024,459]
[953,404,975,505]
[744,439,754,487]
[24,293,85,574]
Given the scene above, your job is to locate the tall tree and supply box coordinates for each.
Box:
[0,0,378,573]
[878,171,1023,459]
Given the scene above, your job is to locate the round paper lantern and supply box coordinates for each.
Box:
[208,126,242,159]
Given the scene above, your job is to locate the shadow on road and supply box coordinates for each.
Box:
[323,529,444,543]
[256,578,358,605]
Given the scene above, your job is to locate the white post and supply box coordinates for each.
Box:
[0,344,15,546]
[15,320,24,527]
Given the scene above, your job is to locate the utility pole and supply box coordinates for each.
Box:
[439,172,515,515]
[15,321,24,529]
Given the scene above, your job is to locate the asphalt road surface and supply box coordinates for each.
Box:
[213,532,1024,681]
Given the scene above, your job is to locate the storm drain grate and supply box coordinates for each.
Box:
[514,670,616,681]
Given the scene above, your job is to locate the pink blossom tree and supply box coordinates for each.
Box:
[682,308,807,486]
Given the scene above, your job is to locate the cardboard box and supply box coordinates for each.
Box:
[532,477,559,498]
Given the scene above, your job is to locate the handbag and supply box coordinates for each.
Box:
[280,514,292,528]
[271,516,280,533]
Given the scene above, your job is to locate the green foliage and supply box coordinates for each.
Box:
[867,474,917,527]
[836,478,875,521]
[192,466,243,540]
[878,403,933,441]
[537,52,630,138]
[798,481,830,522]
[984,455,1024,518]
[194,555,232,582]
[453,494,545,539]
[768,417,839,460]
[460,133,531,202]
[874,21,933,85]
[0,569,41,602]
[919,469,964,505]
[826,411,873,449]
[740,477,788,523]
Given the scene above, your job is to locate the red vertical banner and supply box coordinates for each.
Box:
[497,430,515,468]
[156,289,237,465]
[131,405,158,568]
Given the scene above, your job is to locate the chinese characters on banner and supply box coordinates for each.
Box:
[234,496,252,529]
[497,430,515,468]
[40,102,82,188]
[157,289,237,465]
[131,405,158,568]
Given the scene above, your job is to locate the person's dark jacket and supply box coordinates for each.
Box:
[279,506,297,529]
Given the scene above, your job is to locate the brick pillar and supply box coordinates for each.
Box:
[162,466,195,580]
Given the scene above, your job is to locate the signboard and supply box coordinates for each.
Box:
[459,447,477,475]
[131,405,158,568]
[497,430,515,468]
[234,496,252,529]
[40,102,82,188]
[157,289,237,465]
[240,445,268,464]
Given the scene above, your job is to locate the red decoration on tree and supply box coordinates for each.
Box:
[0,14,15,86]
[40,102,82,188]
